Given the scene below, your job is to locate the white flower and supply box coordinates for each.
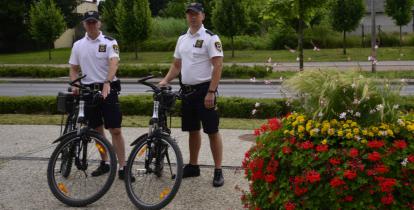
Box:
[368,56,372,61]
[401,158,408,167]
[279,76,283,81]
[339,112,346,119]
[355,136,361,141]
[373,59,378,65]
[351,83,356,88]
[347,109,354,114]
[375,45,378,49]
[379,131,387,136]
[353,99,360,105]
[255,102,260,108]
[369,109,376,114]
[318,112,323,117]
[250,77,256,82]
[267,57,272,63]
[397,119,405,126]
[355,112,361,117]
[312,128,320,133]
[393,104,399,109]
[296,57,300,61]
[376,104,384,111]
[251,109,257,115]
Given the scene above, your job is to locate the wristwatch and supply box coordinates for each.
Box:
[104,79,112,84]
[208,89,216,93]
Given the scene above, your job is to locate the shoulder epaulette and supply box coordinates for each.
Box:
[104,36,114,41]
[205,29,215,36]
[180,31,187,36]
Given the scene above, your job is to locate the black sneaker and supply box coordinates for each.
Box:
[91,161,110,177]
[119,166,135,182]
[182,164,200,178]
[213,168,224,187]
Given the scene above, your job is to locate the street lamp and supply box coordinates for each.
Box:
[370,0,376,73]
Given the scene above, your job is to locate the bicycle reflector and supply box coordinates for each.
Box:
[95,143,106,155]
[159,188,171,200]
[58,183,69,194]
[137,145,147,157]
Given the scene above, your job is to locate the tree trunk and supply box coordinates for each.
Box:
[231,36,234,58]
[298,0,304,71]
[399,25,402,52]
[48,41,52,61]
[343,31,347,55]
[370,0,376,73]
[134,41,138,60]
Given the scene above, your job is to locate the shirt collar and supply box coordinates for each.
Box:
[187,25,205,37]
[85,31,103,42]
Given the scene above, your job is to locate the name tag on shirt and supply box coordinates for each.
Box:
[98,44,107,52]
[194,40,204,48]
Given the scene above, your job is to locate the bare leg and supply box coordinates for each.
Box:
[189,130,202,165]
[108,128,126,167]
[208,132,223,169]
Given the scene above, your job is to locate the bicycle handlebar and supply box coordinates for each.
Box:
[69,75,87,88]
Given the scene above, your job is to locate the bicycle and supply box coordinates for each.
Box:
[124,75,185,209]
[47,75,117,207]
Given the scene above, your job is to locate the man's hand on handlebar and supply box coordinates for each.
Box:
[158,80,169,87]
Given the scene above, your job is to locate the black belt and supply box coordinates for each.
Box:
[85,80,120,91]
[181,81,210,92]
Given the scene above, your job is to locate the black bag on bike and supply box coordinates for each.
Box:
[57,92,75,113]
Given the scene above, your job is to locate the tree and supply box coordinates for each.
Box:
[115,0,152,59]
[385,0,414,48]
[212,0,246,58]
[29,0,66,60]
[55,0,81,28]
[149,0,168,16]
[330,0,365,55]
[100,0,119,35]
[265,0,327,71]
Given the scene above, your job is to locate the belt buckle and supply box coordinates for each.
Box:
[93,83,100,91]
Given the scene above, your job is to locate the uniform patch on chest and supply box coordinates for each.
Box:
[194,40,204,48]
[98,44,107,52]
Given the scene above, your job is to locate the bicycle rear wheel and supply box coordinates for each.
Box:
[125,134,183,209]
[47,130,117,207]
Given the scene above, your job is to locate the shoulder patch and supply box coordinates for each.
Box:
[205,30,215,36]
[104,36,114,41]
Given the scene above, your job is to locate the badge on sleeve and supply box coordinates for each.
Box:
[194,40,204,48]
[113,44,119,54]
[98,44,107,52]
[214,42,222,52]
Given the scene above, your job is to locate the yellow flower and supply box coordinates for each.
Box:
[407,124,414,132]
[328,128,335,136]
[346,120,353,124]
[297,115,305,123]
[362,129,368,136]
[298,134,304,139]
[346,132,353,139]
[321,139,328,145]
[337,130,344,137]
[387,129,394,137]
[330,119,338,126]
[306,123,312,132]
[372,127,379,133]
[292,120,298,127]
[361,139,367,144]
[353,128,360,135]
[343,124,350,129]
[283,130,289,135]
[368,132,374,137]
[298,125,305,133]
[351,122,358,127]
[289,130,295,136]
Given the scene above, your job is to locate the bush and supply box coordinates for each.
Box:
[269,28,297,50]
[0,66,67,77]
[222,65,270,78]
[150,17,187,38]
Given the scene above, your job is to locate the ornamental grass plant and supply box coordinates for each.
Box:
[241,70,414,209]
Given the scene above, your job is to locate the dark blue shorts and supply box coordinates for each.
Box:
[181,82,219,134]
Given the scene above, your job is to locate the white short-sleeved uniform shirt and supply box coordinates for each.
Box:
[69,32,119,84]
[174,25,223,85]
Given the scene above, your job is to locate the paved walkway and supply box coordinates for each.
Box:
[0,125,254,210]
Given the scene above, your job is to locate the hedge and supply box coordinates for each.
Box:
[0,64,270,79]
[1,95,412,119]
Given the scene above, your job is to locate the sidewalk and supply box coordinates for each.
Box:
[0,125,254,210]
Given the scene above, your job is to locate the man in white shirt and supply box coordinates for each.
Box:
[69,11,133,182]
[159,3,224,187]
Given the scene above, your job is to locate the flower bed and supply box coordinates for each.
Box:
[242,114,414,209]
[241,70,414,209]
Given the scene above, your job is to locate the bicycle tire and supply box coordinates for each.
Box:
[125,134,183,210]
[47,130,117,207]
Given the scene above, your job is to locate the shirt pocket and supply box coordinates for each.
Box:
[192,47,207,58]
[95,51,107,60]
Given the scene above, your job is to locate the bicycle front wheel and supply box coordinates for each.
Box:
[125,134,183,209]
[47,130,117,207]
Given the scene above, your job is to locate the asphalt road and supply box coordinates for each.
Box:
[0,83,413,98]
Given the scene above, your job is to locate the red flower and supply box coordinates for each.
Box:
[408,155,414,163]
[282,146,292,154]
[377,177,397,193]
[306,170,321,183]
[381,194,394,205]
[265,174,276,183]
[343,170,357,180]
[330,177,345,188]
[294,185,308,196]
[349,148,359,158]
[284,201,296,210]
[367,140,385,149]
[301,141,314,150]
[289,137,296,145]
[254,129,261,136]
[266,158,279,173]
[329,158,341,165]
[260,124,268,132]
[374,164,389,174]
[367,151,381,162]
[316,144,329,152]
[393,140,407,149]
[294,176,305,185]
[268,118,282,131]
[343,195,353,202]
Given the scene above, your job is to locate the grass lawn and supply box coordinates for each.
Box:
[1,47,414,64]
[0,114,265,130]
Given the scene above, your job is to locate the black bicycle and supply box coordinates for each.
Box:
[47,75,117,207]
[125,75,184,209]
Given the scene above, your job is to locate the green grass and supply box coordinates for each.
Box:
[1,47,414,64]
[268,70,414,80]
[0,114,265,130]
